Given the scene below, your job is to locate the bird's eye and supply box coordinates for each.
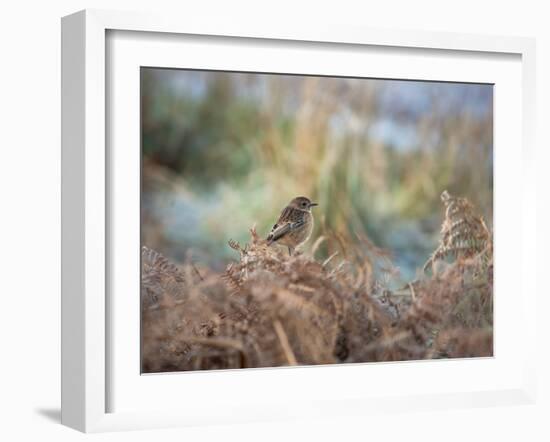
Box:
[302,202,307,207]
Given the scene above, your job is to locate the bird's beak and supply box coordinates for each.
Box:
[310,202,319,207]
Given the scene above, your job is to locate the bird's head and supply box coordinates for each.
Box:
[290,196,318,212]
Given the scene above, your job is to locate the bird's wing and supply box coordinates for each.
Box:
[267,209,306,244]
[267,223,290,244]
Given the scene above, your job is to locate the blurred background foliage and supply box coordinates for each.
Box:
[141,68,493,282]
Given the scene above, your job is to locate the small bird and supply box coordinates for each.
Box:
[266,196,318,255]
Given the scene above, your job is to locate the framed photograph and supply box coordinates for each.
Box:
[61,9,537,432]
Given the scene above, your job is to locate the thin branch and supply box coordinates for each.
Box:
[322,251,339,268]
[273,320,298,366]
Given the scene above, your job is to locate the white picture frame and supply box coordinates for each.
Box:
[61,9,537,433]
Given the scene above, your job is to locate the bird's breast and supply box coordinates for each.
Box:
[279,212,313,247]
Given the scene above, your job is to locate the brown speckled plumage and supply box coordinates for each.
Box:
[266,196,317,255]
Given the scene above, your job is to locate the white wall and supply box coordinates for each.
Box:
[0,1,547,440]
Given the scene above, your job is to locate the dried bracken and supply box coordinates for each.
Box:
[141,246,186,306]
[141,194,493,373]
[423,190,492,273]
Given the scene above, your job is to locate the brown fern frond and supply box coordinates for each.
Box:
[228,239,245,255]
[141,246,186,305]
[142,211,493,373]
[424,190,492,273]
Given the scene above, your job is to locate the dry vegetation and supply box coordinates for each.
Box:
[141,191,493,373]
